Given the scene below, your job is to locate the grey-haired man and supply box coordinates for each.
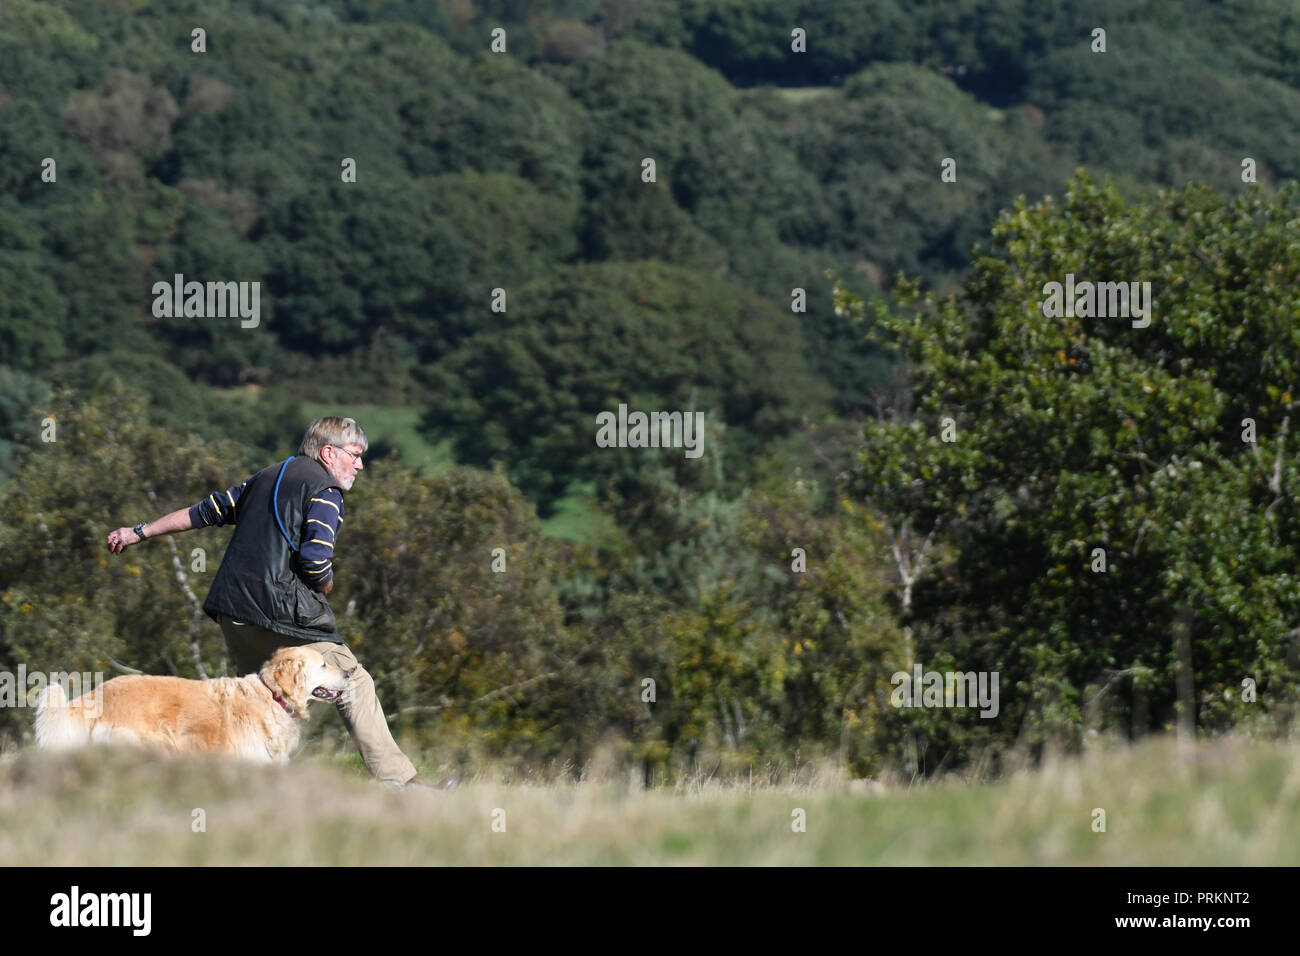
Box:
[107,416,428,788]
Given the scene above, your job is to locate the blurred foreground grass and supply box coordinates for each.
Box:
[1,735,1297,865]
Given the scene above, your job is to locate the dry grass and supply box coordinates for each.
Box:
[1,734,1296,865]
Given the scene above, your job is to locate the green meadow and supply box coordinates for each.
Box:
[3,735,1295,866]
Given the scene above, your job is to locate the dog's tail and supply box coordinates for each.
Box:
[34,681,84,750]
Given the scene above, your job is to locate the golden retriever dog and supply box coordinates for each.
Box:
[34,646,350,764]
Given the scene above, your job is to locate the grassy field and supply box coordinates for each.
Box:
[767,85,838,104]
[2,734,1297,865]
[292,401,456,476]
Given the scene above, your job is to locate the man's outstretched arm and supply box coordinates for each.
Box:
[106,508,193,554]
[107,478,249,554]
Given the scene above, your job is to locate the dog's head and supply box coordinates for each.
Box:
[260,646,350,718]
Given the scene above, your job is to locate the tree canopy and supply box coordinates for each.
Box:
[836,171,1300,758]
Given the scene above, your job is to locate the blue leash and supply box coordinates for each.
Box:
[273,456,297,552]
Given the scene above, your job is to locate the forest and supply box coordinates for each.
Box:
[3,0,1300,781]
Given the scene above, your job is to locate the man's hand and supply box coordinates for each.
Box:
[321,579,335,597]
[106,527,141,554]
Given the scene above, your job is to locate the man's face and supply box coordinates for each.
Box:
[320,442,364,491]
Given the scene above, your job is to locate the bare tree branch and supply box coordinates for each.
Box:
[144,483,207,679]
[1132,518,1153,558]
[1085,667,1137,707]
[1266,407,1291,517]
[34,511,54,570]
[108,656,144,675]
[886,516,941,669]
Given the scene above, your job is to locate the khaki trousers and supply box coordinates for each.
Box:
[218,616,417,784]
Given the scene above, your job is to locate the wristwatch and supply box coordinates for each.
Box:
[133,521,148,541]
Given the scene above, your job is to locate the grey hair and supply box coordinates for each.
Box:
[298,416,369,461]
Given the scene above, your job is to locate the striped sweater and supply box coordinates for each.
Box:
[189,474,344,591]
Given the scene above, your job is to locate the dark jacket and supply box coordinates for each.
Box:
[202,455,343,644]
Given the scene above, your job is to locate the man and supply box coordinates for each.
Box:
[106,416,428,788]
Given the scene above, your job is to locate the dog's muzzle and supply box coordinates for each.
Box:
[312,687,343,702]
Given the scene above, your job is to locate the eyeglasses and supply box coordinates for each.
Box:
[331,445,363,467]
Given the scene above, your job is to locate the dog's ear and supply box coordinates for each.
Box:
[282,654,311,718]
[262,652,310,718]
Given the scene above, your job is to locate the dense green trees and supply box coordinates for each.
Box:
[0,366,52,481]
[6,0,1295,423]
[835,172,1300,765]
[419,259,832,510]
